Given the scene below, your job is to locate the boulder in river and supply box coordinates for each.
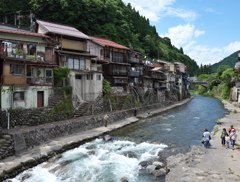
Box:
[152,168,166,177]
[103,135,113,141]
[139,161,149,168]
[146,165,156,173]
[123,151,138,158]
[121,177,129,182]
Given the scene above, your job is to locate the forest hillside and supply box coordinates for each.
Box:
[210,50,240,72]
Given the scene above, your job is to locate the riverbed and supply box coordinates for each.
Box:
[5,95,228,182]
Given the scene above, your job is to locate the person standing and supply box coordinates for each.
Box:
[203,129,211,148]
[225,134,230,149]
[229,129,238,150]
[103,114,109,127]
[221,128,228,146]
[228,125,236,134]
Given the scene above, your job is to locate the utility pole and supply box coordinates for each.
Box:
[16,10,21,28]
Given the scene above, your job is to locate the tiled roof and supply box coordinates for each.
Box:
[89,36,130,50]
[0,28,49,38]
[37,20,90,40]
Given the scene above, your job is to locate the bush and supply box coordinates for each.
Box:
[62,86,72,95]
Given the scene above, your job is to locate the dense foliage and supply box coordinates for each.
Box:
[211,50,240,73]
[0,0,199,75]
[196,65,240,99]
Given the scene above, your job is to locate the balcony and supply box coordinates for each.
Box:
[2,75,26,85]
[2,75,53,86]
[128,57,140,63]
[112,70,128,76]
[128,70,140,77]
[27,76,53,86]
[1,41,55,63]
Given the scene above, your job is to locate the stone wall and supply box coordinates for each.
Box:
[0,108,74,128]
[0,135,14,160]
[2,101,169,157]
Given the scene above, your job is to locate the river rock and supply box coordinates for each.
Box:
[139,161,148,168]
[103,135,112,141]
[121,177,129,182]
[152,168,166,177]
[146,165,156,173]
[86,145,96,150]
[20,173,32,181]
[87,150,95,155]
[123,151,137,158]
[152,161,165,168]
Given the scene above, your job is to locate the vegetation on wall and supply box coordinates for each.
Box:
[51,92,73,116]
[196,65,239,99]
[1,0,199,76]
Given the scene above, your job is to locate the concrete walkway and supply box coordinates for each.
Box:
[0,97,193,180]
[166,100,240,182]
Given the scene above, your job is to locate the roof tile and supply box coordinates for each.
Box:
[89,36,129,50]
[37,20,90,40]
[0,28,49,38]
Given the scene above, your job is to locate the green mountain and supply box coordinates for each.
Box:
[211,50,240,72]
[0,0,199,75]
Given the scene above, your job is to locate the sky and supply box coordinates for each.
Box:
[122,0,240,66]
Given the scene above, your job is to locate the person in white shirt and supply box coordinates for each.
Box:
[202,129,211,148]
[229,129,238,150]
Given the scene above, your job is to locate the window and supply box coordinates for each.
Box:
[45,69,53,77]
[68,57,86,70]
[45,69,53,84]
[111,52,123,62]
[13,91,24,101]
[96,75,101,80]
[80,58,85,70]
[10,64,24,75]
[87,74,93,80]
[75,74,82,79]
[68,58,74,69]
[74,58,80,69]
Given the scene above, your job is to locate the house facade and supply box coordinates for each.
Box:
[36,20,103,103]
[89,36,130,93]
[0,28,57,110]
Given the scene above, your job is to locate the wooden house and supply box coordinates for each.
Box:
[0,27,57,110]
[36,20,102,103]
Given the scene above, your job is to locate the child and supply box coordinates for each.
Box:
[225,134,230,149]
[221,128,228,146]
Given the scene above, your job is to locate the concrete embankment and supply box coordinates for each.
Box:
[0,97,193,181]
[165,100,240,182]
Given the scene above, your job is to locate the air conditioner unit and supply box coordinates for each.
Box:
[86,68,90,71]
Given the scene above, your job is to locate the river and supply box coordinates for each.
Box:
[5,95,228,182]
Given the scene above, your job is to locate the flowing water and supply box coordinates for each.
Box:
[5,95,228,182]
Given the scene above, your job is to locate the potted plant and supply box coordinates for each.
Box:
[16,49,24,58]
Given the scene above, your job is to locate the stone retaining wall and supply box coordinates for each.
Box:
[2,101,171,158]
[0,135,14,160]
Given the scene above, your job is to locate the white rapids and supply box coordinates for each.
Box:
[6,139,167,182]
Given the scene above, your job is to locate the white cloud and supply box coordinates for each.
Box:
[204,8,221,14]
[165,7,198,21]
[184,42,240,66]
[194,29,205,37]
[164,23,204,48]
[122,0,197,22]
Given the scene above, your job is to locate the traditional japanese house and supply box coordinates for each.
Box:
[140,59,154,92]
[89,36,130,92]
[174,62,189,99]
[127,49,142,87]
[0,27,57,110]
[36,20,102,102]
